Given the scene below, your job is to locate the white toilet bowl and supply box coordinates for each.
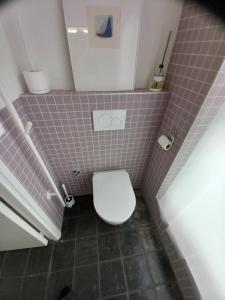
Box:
[93,170,136,225]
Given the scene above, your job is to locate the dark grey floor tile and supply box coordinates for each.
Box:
[26,246,52,275]
[140,228,162,252]
[119,230,143,256]
[75,236,97,266]
[156,284,182,300]
[47,269,73,300]
[98,233,120,261]
[61,218,76,241]
[74,263,99,300]
[112,208,147,232]
[51,241,75,271]
[140,211,153,228]
[123,198,153,230]
[64,205,77,219]
[0,194,182,300]
[0,252,6,271]
[135,200,153,228]
[129,289,157,300]
[77,196,95,216]
[134,189,142,197]
[104,295,128,300]
[0,278,22,300]
[147,252,174,285]
[76,215,96,237]
[124,255,153,291]
[97,217,116,234]
[100,259,126,298]
[2,249,28,277]
[135,196,148,207]
[21,274,47,300]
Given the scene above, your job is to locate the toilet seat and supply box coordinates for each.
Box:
[93,170,136,225]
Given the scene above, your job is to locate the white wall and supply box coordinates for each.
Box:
[0,23,24,109]
[0,0,183,107]
[159,103,225,299]
[0,0,74,108]
[135,0,183,89]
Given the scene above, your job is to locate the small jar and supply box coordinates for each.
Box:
[149,68,165,92]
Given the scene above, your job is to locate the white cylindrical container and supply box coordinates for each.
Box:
[23,70,50,94]
[158,134,172,151]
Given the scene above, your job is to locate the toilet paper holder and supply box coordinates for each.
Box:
[158,129,177,151]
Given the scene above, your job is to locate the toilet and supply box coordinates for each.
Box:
[93,170,136,225]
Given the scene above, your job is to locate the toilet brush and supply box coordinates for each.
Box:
[62,184,75,208]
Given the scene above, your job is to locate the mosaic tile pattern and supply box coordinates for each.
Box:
[142,1,225,299]
[0,100,63,230]
[0,193,183,300]
[20,91,169,195]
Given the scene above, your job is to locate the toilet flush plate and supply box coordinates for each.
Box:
[93,110,126,131]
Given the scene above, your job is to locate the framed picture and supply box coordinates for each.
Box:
[87,6,121,48]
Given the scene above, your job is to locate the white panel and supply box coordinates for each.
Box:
[93,110,126,131]
[0,202,47,251]
[0,160,61,241]
[186,248,225,300]
[0,122,6,138]
[62,0,141,91]
[158,102,225,299]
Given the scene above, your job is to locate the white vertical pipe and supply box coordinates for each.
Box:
[0,85,65,207]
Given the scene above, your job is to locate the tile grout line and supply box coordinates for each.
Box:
[116,232,130,300]
[0,251,8,278]
[0,242,162,278]
[102,293,128,300]
[44,243,55,300]
[72,218,77,295]
[143,252,159,300]
[96,218,102,300]
[18,248,31,300]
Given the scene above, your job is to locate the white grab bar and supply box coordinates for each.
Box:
[0,85,65,207]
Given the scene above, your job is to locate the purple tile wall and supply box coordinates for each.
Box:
[20,91,170,196]
[142,1,225,299]
[0,99,63,230]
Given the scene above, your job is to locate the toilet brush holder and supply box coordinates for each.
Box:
[65,195,75,208]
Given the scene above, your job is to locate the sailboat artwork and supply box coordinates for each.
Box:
[95,15,113,38]
[87,6,120,48]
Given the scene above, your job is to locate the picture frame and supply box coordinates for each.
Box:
[87,6,121,48]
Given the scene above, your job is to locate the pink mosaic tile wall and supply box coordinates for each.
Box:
[20,91,169,196]
[142,1,225,299]
[0,99,63,230]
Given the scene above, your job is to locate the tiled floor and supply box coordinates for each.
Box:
[0,193,183,300]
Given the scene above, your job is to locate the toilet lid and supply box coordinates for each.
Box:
[93,170,136,224]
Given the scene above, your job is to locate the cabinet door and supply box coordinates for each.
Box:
[0,201,47,251]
